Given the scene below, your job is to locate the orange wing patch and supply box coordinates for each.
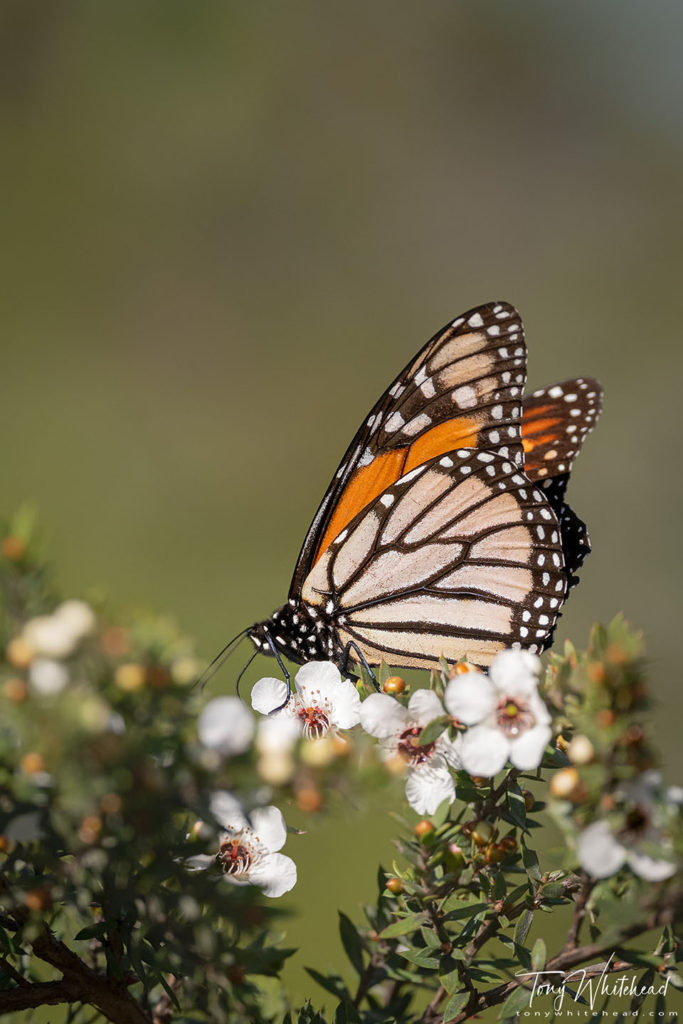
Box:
[314,416,482,564]
[403,417,480,474]
[521,404,563,471]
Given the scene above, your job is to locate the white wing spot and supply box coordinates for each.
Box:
[453,385,477,409]
[385,411,405,433]
[468,312,484,328]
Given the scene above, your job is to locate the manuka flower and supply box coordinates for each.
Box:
[250,661,361,738]
[577,772,679,881]
[187,791,297,898]
[360,688,460,815]
[444,650,551,777]
[197,696,255,757]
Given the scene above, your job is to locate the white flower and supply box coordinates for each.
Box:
[255,716,300,785]
[28,658,70,695]
[360,689,459,815]
[22,600,96,660]
[444,651,551,777]
[251,661,361,738]
[188,791,297,898]
[197,697,255,757]
[578,772,678,882]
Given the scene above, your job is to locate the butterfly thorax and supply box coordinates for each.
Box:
[248,599,340,667]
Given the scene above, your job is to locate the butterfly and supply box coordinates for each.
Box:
[230,301,602,682]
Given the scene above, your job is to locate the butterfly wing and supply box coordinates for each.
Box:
[522,378,603,583]
[291,301,530,596]
[300,449,566,669]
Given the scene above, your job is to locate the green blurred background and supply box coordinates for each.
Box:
[2,0,683,1009]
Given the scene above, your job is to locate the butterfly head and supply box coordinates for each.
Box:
[247,600,339,668]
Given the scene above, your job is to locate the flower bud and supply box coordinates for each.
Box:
[383,675,406,695]
[567,735,594,765]
[499,836,518,852]
[485,843,505,865]
[521,789,535,812]
[3,678,28,702]
[549,766,586,802]
[2,536,26,561]
[385,876,404,894]
[20,752,45,775]
[6,636,34,669]
[296,785,323,813]
[446,843,466,872]
[115,663,146,692]
[471,821,494,846]
[414,819,435,841]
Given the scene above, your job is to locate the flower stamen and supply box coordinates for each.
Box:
[495,697,533,737]
[296,704,330,739]
[218,837,254,876]
[397,726,435,765]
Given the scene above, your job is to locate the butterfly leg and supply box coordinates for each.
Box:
[262,628,292,689]
[339,641,379,690]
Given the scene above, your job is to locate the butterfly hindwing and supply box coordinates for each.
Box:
[290,301,529,594]
[300,449,567,669]
[522,377,603,484]
[522,378,603,585]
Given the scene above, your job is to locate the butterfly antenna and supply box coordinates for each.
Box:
[195,626,251,692]
[235,649,258,701]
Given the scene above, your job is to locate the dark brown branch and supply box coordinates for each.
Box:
[565,873,594,950]
[0,921,150,1024]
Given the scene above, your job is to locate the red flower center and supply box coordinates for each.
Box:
[397,726,435,765]
[495,697,533,737]
[218,837,252,876]
[296,704,330,739]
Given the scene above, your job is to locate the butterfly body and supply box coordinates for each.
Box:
[245,302,602,674]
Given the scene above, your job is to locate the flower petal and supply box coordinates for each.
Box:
[405,762,455,815]
[627,847,677,881]
[407,688,445,726]
[509,723,551,771]
[329,678,362,729]
[489,650,541,697]
[186,853,216,871]
[29,659,70,696]
[528,690,552,727]
[437,733,462,769]
[577,822,627,879]
[295,661,342,702]
[248,852,297,897]
[209,791,248,833]
[198,696,254,756]
[359,693,407,738]
[251,678,290,716]
[459,725,509,777]
[250,805,287,853]
[444,672,494,725]
[256,715,300,754]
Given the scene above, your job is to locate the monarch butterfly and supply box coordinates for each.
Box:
[220,302,602,684]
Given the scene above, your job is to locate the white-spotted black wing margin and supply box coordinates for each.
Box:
[301,450,567,670]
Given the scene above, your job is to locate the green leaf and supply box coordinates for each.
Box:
[443,991,470,1021]
[442,899,488,921]
[513,909,534,946]
[507,783,528,829]
[379,911,428,939]
[338,912,364,975]
[540,882,567,901]
[499,984,532,1019]
[399,946,441,969]
[418,715,451,746]
[440,966,466,994]
[531,937,546,971]
[305,968,351,1002]
[522,842,542,882]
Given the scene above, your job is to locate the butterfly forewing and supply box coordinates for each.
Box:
[290,301,529,594]
[301,449,566,670]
